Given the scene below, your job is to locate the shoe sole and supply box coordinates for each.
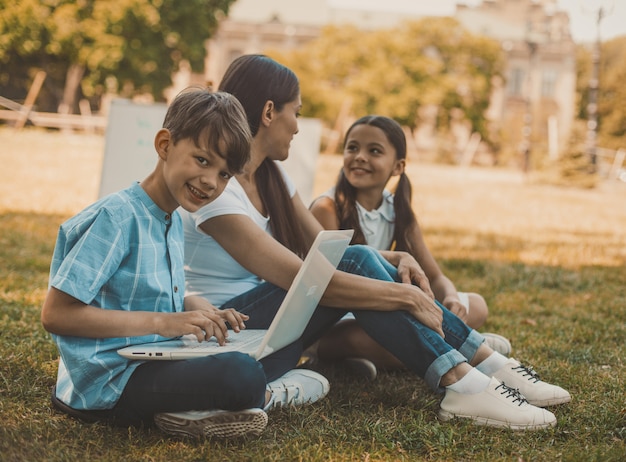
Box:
[438,410,556,431]
[528,395,572,407]
[154,409,268,438]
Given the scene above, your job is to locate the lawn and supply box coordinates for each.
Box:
[0,127,625,461]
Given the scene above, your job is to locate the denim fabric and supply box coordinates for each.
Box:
[221,245,484,392]
[111,352,267,426]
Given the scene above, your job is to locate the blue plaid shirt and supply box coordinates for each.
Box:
[49,182,185,410]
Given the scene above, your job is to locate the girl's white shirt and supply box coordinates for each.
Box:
[321,187,396,251]
[181,161,296,306]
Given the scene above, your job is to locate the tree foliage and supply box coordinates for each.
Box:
[597,36,626,149]
[575,35,626,151]
[268,17,504,147]
[0,0,234,112]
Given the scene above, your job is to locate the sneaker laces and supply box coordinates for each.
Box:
[495,381,529,406]
[510,363,541,383]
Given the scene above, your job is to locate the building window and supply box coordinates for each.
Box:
[541,69,557,98]
[507,68,524,96]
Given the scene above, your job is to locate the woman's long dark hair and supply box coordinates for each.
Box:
[218,54,307,258]
[335,115,418,254]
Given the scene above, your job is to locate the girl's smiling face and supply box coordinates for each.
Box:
[342,123,404,193]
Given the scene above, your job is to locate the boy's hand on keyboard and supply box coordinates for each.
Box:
[215,308,249,333]
[154,310,232,344]
[182,296,249,341]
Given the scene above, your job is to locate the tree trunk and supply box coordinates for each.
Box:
[58,63,85,115]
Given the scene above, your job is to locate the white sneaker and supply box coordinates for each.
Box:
[482,332,512,356]
[492,358,571,407]
[154,408,267,438]
[266,369,330,410]
[439,377,557,430]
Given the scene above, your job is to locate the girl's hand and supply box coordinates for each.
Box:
[442,297,469,323]
[395,252,435,299]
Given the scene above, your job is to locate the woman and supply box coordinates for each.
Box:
[180,54,570,430]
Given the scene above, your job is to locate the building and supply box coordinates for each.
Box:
[198,0,576,160]
[455,0,576,161]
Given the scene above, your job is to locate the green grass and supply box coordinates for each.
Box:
[1,211,624,461]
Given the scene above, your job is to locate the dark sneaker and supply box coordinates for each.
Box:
[343,357,377,381]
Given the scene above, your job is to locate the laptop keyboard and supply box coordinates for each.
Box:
[184,329,266,351]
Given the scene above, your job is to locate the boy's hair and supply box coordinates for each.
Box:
[218,55,307,258]
[163,88,252,174]
[335,115,418,254]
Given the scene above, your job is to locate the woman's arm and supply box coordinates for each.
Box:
[41,287,235,344]
[199,206,444,336]
[310,195,434,297]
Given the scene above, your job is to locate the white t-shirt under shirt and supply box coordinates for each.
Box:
[181,161,296,307]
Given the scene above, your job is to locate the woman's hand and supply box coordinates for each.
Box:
[392,251,435,299]
[402,284,444,337]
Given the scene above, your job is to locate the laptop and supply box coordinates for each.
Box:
[118,229,353,361]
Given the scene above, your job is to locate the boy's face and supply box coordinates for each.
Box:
[157,130,233,213]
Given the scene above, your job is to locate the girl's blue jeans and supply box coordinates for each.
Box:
[222,245,484,392]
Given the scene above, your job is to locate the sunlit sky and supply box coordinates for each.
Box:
[329,0,625,43]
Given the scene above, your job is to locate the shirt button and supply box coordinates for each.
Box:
[173,286,178,293]
[165,214,171,220]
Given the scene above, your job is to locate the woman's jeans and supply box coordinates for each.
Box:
[222,245,484,392]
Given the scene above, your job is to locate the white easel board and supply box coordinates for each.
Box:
[283,117,322,205]
[98,99,168,198]
[99,99,321,204]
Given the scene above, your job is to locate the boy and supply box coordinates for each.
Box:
[41,89,296,438]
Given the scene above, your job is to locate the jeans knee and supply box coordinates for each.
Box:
[340,245,376,270]
[214,353,266,405]
[339,245,393,281]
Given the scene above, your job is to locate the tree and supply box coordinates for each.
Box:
[268,17,504,149]
[0,0,235,113]
[575,35,626,151]
[596,35,626,150]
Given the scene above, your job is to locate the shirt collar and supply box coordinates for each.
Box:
[357,189,395,223]
[128,182,174,224]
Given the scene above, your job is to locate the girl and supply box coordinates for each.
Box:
[309,115,510,372]
[181,54,570,431]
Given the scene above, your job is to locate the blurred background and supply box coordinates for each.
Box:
[1,0,625,185]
